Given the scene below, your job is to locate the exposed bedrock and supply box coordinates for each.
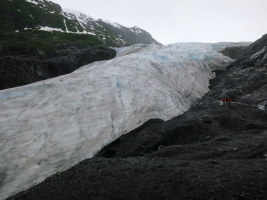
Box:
[220,46,247,59]
[0,46,116,90]
[221,33,267,59]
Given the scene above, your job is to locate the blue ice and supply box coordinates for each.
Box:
[154,54,168,61]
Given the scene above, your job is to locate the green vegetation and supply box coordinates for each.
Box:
[0,30,103,55]
[0,0,116,54]
[0,0,157,53]
[0,0,104,54]
[0,0,84,32]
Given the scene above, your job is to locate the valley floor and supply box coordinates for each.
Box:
[7,158,267,200]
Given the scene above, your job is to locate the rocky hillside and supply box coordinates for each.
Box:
[220,34,267,59]
[0,30,116,89]
[7,35,267,200]
[0,0,160,90]
[220,46,247,59]
[0,46,116,89]
[0,0,159,46]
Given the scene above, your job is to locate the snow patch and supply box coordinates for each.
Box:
[258,101,267,110]
[39,26,64,32]
[131,27,143,34]
[63,8,93,19]
[112,22,122,28]
[29,26,96,35]
[63,19,69,32]
[26,0,38,5]
[60,7,144,38]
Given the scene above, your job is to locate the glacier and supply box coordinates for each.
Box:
[0,43,233,199]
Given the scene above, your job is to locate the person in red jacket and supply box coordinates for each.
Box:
[221,97,232,105]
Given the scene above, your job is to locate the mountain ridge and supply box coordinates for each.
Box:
[0,0,160,90]
[0,0,160,46]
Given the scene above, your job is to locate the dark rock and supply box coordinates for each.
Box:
[0,46,116,90]
[0,172,5,186]
[221,46,247,59]
[221,34,267,60]
[203,115,212,123]
[7,159,267,200]
[157,145,165,150]
[204,136,210,140]
[241,34,267,57]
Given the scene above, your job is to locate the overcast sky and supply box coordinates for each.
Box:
[51,0,267,45]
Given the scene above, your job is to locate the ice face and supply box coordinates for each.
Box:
[0,43,233,199]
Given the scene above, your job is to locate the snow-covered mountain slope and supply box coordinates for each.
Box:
[61,7,159,46]
[63,8,160,46]
[0,43,233,199]
[0,0,159,46]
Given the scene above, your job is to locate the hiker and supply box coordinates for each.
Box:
[221,97,232,105]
